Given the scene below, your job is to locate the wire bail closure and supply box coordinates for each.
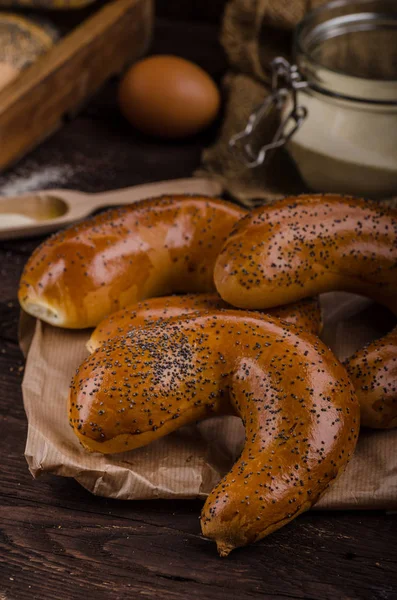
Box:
[229,57,309,168]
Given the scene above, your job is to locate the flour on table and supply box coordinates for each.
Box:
[0,165,73,196]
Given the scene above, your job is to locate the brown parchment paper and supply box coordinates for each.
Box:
[20,292,397,509]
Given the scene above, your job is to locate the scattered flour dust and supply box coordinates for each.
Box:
[0,165,73,196]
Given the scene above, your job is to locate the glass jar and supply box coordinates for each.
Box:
[230,0,397,198]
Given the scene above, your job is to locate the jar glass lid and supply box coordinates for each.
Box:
[294,0,397,103]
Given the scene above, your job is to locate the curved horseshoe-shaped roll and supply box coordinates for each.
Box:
[69,311,359,555]
[18,195,246,329]
[344,328,397,429]
[87,293,322,352]
[214,194,397,311]
[214,194,397,429]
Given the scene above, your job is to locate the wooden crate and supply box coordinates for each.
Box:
[0,0,153,171]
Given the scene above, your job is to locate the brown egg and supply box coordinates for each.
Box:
[118,55,221,139]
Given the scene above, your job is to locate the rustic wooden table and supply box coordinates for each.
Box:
[0,11,396,600]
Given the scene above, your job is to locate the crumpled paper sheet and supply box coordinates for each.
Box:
[20,292,397,509]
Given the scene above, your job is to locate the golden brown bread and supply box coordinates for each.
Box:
[344,328,397,429]
[214,194,397,311]
[69,310,359,555]
[87,293,322,352]
[214,194,397,429]
[18,195,246,329]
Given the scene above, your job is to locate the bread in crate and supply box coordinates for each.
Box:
[0,13,58,89]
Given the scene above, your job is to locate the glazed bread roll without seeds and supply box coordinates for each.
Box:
[18,195,246,329]
[87,293,322,352]
[69,310,359,556]
[214,194,397,429]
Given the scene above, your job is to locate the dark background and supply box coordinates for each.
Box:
[0,2,396,599]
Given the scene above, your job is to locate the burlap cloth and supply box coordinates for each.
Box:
[196,0,397,207]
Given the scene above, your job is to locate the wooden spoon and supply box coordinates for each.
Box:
[0,177,223,240]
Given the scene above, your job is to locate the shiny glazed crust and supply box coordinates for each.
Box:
[214,194,397,311]
[69,310,359,555]
[214,194,397,429]
[87,293,323,352]
[345,327,397,429]
[18,195,246,329]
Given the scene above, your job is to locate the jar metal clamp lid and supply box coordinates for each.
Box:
[229,57,308,168]
[230,0,397,171]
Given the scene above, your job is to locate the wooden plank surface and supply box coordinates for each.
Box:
[0,15,396,600]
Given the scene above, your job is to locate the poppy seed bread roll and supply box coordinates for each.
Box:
[214,194,397,312]
[87,293,322,352]
[345,328,397,429]
[69,310,359,555]
[214,194,397,429]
